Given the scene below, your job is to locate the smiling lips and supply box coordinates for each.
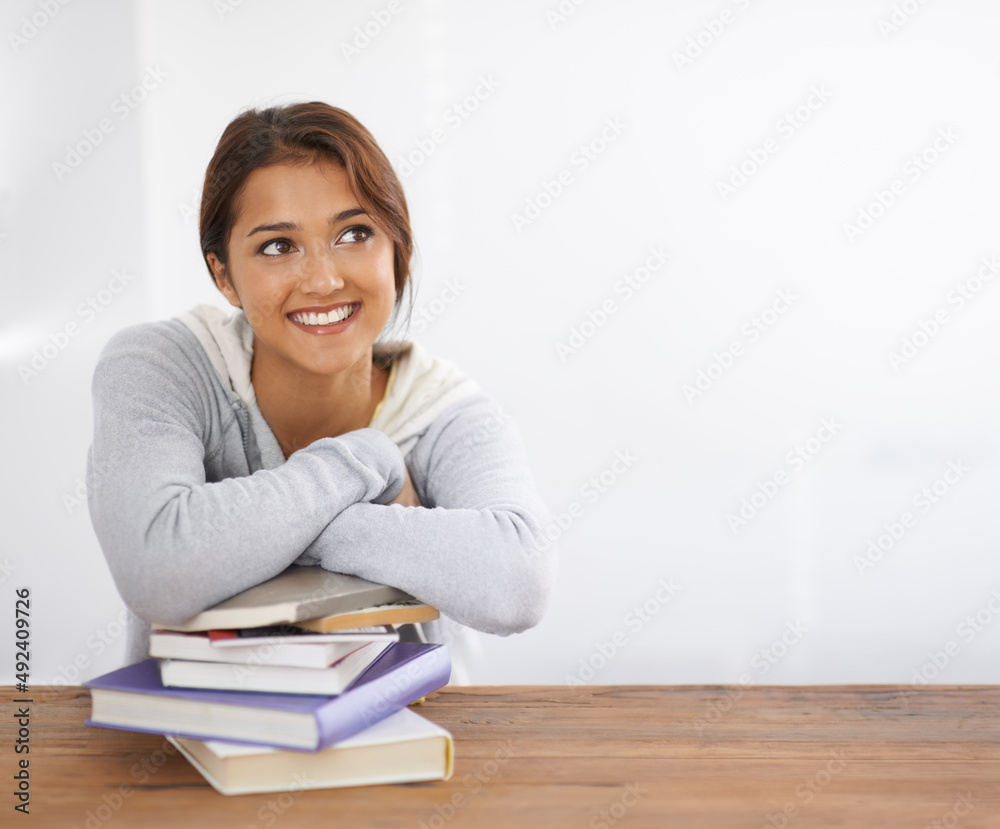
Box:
[288,303,359,327]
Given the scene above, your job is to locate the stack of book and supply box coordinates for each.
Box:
[84,566,454,795]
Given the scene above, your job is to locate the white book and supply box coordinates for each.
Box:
[149,630,370,669]
[158,641,392,695]
[168,707,454,795]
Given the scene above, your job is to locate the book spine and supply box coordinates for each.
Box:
[312,646,452,749]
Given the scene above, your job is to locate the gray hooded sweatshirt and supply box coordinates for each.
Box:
[86,304,557,679]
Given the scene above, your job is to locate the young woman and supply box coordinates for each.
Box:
[86,102,557,674]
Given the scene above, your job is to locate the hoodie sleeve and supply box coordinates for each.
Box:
[87,323,406,627]
[301,394,559,636]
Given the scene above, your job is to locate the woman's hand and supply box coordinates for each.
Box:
[389,466,421,507]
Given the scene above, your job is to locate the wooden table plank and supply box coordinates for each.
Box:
[10,685,999,828]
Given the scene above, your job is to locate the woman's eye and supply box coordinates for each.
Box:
[340,225,374,244]
[261,239,293,256]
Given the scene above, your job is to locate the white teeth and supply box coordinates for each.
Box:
[292,305,357,325]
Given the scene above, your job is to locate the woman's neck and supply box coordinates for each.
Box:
[250,344,389,458]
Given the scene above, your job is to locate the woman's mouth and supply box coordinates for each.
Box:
[287,303,359,330]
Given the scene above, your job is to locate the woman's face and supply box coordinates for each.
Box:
[208,158,396,380]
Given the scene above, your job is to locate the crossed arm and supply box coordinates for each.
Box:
[87,324,556,635]
[297,393,558,634]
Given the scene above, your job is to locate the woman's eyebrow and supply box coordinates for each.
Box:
[246,220,298,237]
[246,208,369,238]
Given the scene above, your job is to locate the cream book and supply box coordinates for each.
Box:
[152,566,415,632]
[149,629,377,669]
[168,707,454,795]
[159,641,392,695]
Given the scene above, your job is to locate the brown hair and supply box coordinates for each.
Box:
[199,102,415,337]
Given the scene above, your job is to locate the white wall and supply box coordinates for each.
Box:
[3,0,999,689]
[1,0,148,688]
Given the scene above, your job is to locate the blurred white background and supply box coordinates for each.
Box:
[2,0,999,690]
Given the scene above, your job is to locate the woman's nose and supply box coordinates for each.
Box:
[299,251,344,295]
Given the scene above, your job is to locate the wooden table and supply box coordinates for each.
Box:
[11,684,999,827]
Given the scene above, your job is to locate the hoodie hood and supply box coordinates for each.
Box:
[176,304,482,459]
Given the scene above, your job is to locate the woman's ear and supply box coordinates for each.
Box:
[207,253,241,308]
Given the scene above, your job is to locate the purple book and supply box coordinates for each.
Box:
[84,642,450,751]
